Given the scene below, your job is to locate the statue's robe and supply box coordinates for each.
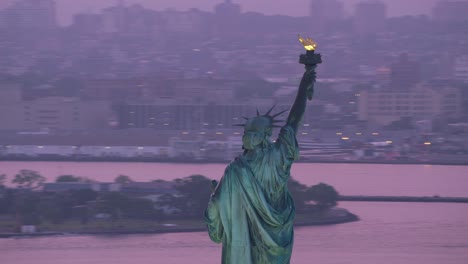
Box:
[205,125,299,264]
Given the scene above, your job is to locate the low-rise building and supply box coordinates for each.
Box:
[358,85,463,126]
[0,96,112,132]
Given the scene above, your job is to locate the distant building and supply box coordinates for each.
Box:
[309,0,344,21]
[118,101,246,130]
[353,0,387,35]
[213,0,241,37]
[390,53,421,90]
[161,8,211,36]
[0,82,23,131]
[376,66,391,86]
[0,81,22,104]
[124,4,164,38]
[432,1,468,22]
[214,0,241,16]
[116,100,280,131]
[309,0,345,30]
[454,55,468,83]
[101,1,126,34]
[0,96,112,132]
[72,13,104,35]
[0,10,6,30]
[81,79,146,101]
[3,0,57,31]
[358,85,463,126]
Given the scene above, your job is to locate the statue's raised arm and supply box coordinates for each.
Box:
[287,35,322,134]
[205,35,323,264]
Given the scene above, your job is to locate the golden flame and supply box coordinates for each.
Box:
[298,34,317,51]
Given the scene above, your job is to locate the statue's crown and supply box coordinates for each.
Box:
[234,105,288,135]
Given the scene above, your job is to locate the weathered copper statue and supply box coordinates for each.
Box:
[205,35,322,264]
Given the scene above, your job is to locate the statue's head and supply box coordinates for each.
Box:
[242,116,272,150]
[235,106,288,150]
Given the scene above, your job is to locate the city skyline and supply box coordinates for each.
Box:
[0,0,467,161]
[1,0,468,25]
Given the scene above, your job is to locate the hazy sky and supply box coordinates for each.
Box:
[1,0,467,25]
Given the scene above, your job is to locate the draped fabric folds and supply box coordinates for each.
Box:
[205,125,299,264]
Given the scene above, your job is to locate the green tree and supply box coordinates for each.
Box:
[114,175,134,184]
[38,194,68,224]
[70,189,98,205]
[12,170,46,190]
[55,175,82,183]
[158,175,212,218]
[0,189,14,214]
[0,174,6,186]
[287,177,309,213]
[95,192,157,221]
[14,192,42,225]
[37,190,97,225]
[95,192,129,220]
[125,198,158,220]
[156,193,182,216]
[307,183,339,211]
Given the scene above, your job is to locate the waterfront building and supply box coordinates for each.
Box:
[0,96,112,132]
[357,85,463,126]
[116,100,282,131]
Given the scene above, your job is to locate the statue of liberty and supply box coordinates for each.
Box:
[205,36,322,264]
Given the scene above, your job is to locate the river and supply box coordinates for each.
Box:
[1,161,467,196]
[1,202,467,264]
[1,162,468,263]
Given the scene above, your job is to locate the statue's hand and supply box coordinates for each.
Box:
[304,65,317,83]
[302,66,317,100]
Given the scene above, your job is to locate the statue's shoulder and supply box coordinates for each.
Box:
[232,156,246,167]
[225,155,251,173]
[224,157,241,172]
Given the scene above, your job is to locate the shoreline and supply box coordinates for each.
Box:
[0,210,359,239]
[1,157,467,166]
[339,195,468,203]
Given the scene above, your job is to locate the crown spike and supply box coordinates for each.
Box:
[242,116,249,120]
[265,104,276,116]
[256,108,260,116]
[272,108,289,118]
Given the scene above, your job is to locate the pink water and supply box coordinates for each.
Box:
[1,202,467,264]
[1,162,468,263]
[1,162,467,196]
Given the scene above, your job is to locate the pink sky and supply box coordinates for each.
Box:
[1,0,466,25]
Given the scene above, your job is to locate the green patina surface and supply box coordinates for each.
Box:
[205,44,322,264]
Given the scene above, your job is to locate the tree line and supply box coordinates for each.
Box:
[0,170,339,229]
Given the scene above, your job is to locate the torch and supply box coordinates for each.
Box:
[298,35,322,100]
